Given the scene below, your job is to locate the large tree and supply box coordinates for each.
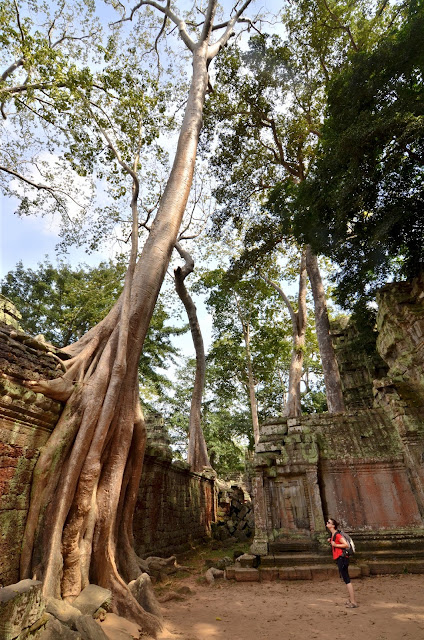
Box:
[201,1,410,413]
[202,33,346,413]
[296,1,424,309]
[2,0,255,635]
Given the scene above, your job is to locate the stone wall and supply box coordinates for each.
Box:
[331,317,388,410]
[134,449,216,558]
[0,322,63,586]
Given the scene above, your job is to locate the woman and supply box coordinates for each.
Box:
[326,518,358,608]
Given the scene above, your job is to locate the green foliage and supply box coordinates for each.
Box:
[201,266,326,429]
[159,357,247,475]
[1,258,182,400]
[1,258,125,345]
[296,2,424,309]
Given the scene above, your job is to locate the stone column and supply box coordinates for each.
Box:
[249,469,268,556]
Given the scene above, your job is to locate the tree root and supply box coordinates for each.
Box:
[22,376,75,401]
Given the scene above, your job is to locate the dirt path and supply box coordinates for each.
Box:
[157,573,424,640]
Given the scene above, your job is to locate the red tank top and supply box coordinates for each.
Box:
[332,532,344,560]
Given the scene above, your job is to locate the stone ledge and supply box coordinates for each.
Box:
[233,568,260,582]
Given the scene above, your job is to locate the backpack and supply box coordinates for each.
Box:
[338,530,355,557]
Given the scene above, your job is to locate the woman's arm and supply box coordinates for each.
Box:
[331,534,349,549]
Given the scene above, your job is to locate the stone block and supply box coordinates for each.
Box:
[45,597,82,628]
[225,566,236,580]
[72,585,111,616]
[38,618,82,640]
[75,615,109,640]
[259,568,279,581]
[234,568,260,582]
[0,579,44,640]
[278,567,312,580]
[255,443,282,453]
[349,565,362,579]
[310,566,337,581]
[238,554,256,568]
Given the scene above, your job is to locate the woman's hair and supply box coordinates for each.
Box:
[327,518,339,529]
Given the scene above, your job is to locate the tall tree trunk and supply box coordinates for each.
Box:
[174,243,210,471]
[262,248,307,417]
[241,320,260,445]
[18,21,216,638]
[305,245,345,413]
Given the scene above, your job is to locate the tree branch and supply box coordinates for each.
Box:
[118,1,195,51]
[208,0,254,60]
[1,57,25,82]
[260,273,297,331]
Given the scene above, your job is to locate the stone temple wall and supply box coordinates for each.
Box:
[0,323,216,586]
[134,451,216,558]
[0,322,63,586]
[251,275,424,556]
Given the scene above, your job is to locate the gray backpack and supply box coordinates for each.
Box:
[339,530,355,557]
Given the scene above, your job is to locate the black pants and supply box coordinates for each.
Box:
[336,555,351,584]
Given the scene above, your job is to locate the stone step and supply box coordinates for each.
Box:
[225,558,424,582]
[261,553,333,567]
[268,540,316,553]
[259,548,424,568]
[225,564,362,582]
[355,549,424,561]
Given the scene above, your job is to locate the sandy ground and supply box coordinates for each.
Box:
[156,573,424,640]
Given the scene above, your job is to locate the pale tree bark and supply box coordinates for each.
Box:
[235,301,260,445]
[174,242,210,471]
[305,245,345,413]
[18,1,253,635]
[262,248,308,417]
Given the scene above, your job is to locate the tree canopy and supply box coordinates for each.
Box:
[293,1,424,308]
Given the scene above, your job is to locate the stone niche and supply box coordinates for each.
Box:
[251,275,424,556]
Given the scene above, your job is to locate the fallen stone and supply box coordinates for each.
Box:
[97,613,141,640]
[75,615,110,640]
[46,596,82,629]
[205,568,225,584]
[204,556,232,570]
[0,579,44,640]
[128,573,163,620]
[145,557,177,582]
[38,617,82,639]
[72,585,112,617]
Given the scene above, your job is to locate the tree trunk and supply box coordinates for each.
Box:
[19,36,213,637]
[285,249,307,417]
[262,248,307,417]
[174,244,210,471]
[305,245,345,413]
[242,322,260,445]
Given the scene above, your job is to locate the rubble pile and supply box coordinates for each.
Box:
[211,485,254,543]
